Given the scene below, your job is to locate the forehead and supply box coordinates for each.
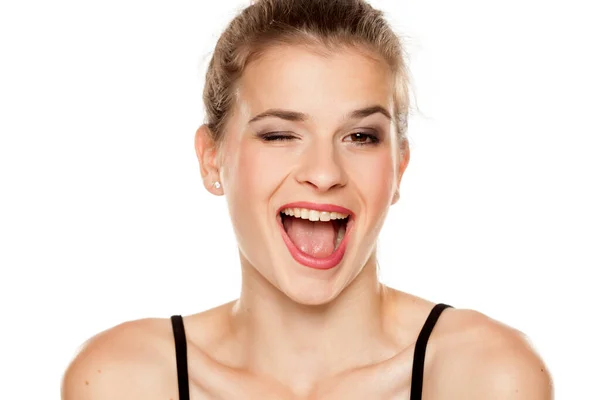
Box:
[235,44,394,122]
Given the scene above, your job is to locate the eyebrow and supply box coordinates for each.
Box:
[247,104,392,124]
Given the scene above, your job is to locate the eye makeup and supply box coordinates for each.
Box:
[254,126,385,147]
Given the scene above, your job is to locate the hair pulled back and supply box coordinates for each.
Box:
[203,0,411,144]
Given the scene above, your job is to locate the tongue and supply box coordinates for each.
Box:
[283,217,335,258]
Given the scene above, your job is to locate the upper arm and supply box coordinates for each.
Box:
[430,311,553,399]
[61,319,177,400]
[470,337,553,399]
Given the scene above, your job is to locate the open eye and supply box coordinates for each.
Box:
[344,132,380,146]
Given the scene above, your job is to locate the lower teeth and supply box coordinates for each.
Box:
[334,223,347,249]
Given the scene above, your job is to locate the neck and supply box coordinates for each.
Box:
[229,255,396,394]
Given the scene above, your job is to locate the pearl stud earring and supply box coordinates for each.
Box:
[213,181,221,189]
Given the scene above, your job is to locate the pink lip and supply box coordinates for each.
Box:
[277,202,354,270]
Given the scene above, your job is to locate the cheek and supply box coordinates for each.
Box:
[233,145,287,199]
[222,141,288,229]
[222,141,292,270]
[348,152,396,205]
[352,154,396,250]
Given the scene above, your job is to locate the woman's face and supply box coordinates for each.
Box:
[200,44,408,305]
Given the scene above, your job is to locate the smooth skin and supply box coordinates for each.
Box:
[62,44,553,399]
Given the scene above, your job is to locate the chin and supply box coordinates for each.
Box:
[280,280,342,306]
[274,258,362,307]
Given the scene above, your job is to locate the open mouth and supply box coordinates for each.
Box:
[276,204,353,270]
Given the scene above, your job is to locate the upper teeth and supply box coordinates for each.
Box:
[280,207,349,222]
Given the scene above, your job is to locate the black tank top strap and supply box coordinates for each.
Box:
[410,303,453,400]
[170,315,190,400]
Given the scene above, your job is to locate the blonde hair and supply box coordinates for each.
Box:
[203,0,411,144]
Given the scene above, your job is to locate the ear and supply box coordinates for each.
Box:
[391,141,410,205]
[194,124,223,195]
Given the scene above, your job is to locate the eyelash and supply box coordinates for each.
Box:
[259,132,380,146]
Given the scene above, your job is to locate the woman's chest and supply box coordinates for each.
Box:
[185,361,415,400]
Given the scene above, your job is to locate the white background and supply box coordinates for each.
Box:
[1,0,598,398]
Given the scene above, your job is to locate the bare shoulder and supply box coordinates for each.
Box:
[429,308,554,399]
[61,317,178,400]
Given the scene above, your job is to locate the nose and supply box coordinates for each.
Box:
[294,140,348,192]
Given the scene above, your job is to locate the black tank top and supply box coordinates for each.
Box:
[170,303,452,400]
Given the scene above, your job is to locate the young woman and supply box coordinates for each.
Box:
[62,0,553,398]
